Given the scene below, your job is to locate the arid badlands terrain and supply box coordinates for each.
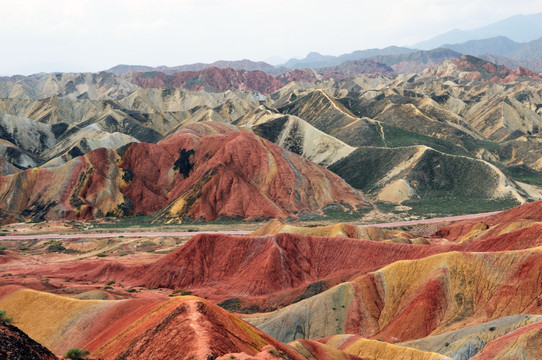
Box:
[1,45,542,359]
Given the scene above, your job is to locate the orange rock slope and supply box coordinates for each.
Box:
[0,122,367,222]
[318,335,449,360]
[94,296,302,360]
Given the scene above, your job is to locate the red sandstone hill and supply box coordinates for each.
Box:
[130,67,320,94]
[93,296,302,360]
[0,122,367,222]
[130,65,402,94]
[135,232,442,296]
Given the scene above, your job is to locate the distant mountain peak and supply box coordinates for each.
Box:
[414,12,542,49]
[283,46,416,69]
[306,51,325,59]
[105,59,279,76]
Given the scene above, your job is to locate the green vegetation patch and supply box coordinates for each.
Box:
[503,165,542,186]
[381,123,472,157]
[172,289,192,296]
[97,215,156,228]
[329,147,415,192]
[406,148,500,197]
[139,71,159,79]
[322,206,372,221]
[375,201,404,214]
[0,309,12,324]
[46,241,77,253]
[182,76,205,89]
[65,348,90,360]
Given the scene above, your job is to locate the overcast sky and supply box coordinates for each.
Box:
[2,0,542,75]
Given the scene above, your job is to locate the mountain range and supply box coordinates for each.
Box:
[1,52,542,221]
[104,39,542,77]
[99,13,542,78]
[414,12,542,49]
[107,59,281,76]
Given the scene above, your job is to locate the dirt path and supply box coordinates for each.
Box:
[0,230,252,241]
[358,211,500,228]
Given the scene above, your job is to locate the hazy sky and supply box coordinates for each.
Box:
[2,0,542,75]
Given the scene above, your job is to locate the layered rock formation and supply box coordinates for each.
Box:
[400,315,542,359]
[2,201,542,359]
[1,55,542,216]
[94,296,301,360]
[245,241,542,346]
[236,107,357,166]
[0,122,367,222]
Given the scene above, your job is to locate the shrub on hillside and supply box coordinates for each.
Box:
[0,309,12,324]
[65,348,90,360]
